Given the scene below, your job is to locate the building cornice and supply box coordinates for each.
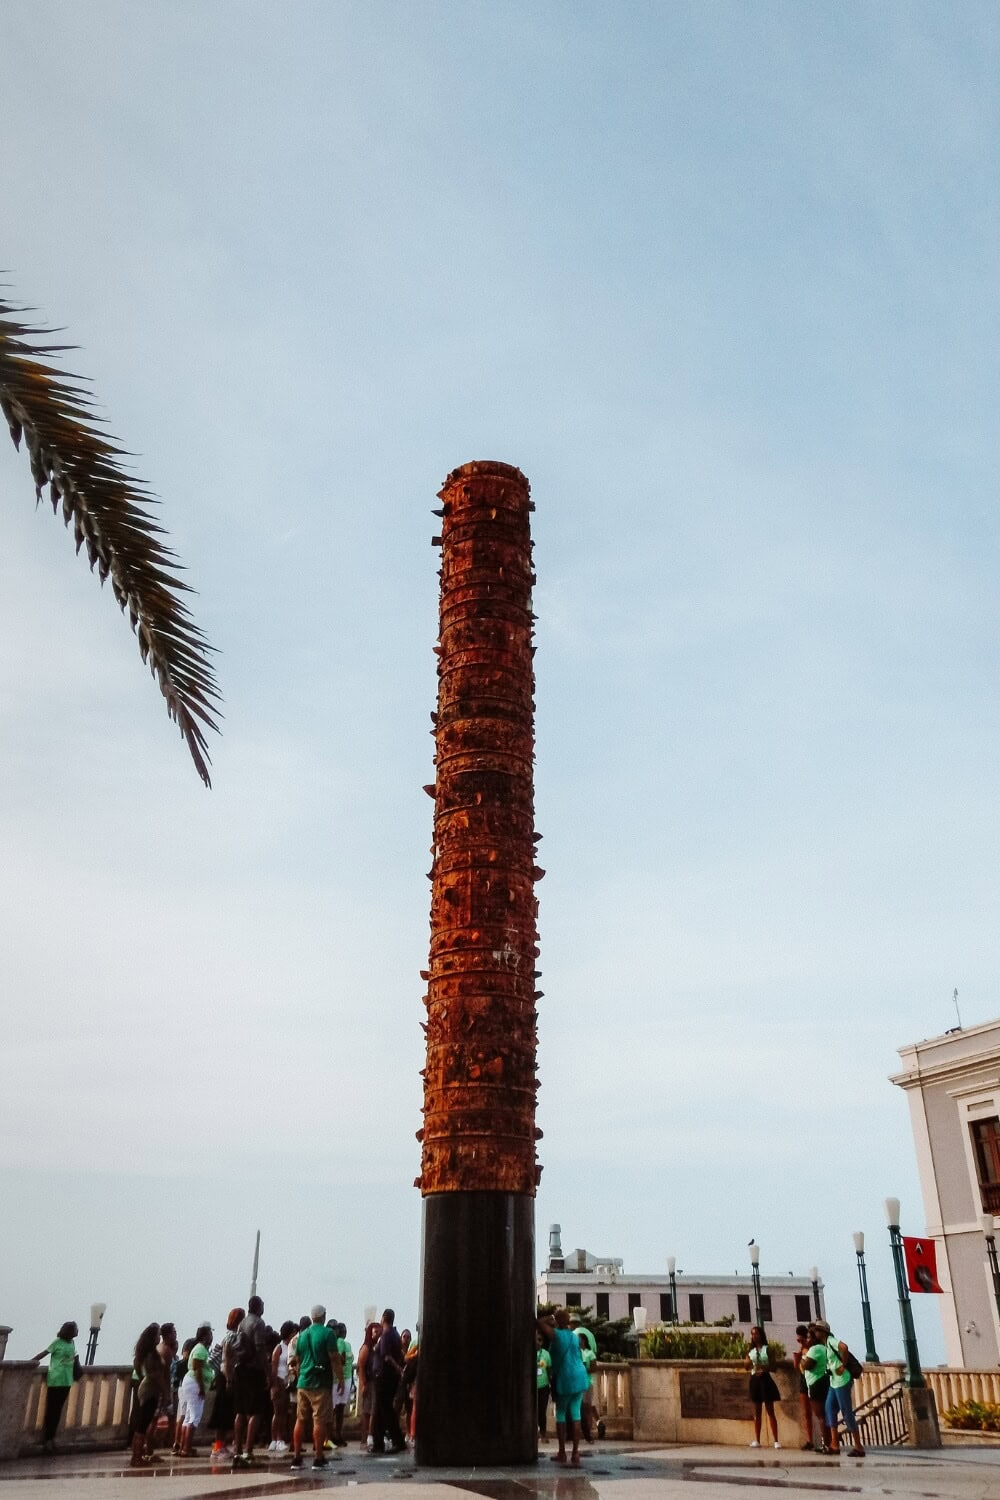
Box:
[891,1050,1000,1090]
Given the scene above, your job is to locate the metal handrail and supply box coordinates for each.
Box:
[851,1375,908,1448]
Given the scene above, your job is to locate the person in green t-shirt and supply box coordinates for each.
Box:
[291,1305,344,1471]
[177,1323,215,1458]
[576,1328,598,1443]
[799,1324,832,1452]
[31,1320,79,1452]
[745,1324,780,1448]
[818,1321,865,1458]
[536,1332,552,1440]
[793,1324,816,1449]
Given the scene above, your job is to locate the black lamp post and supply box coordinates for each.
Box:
[982,1215,1000,1333]
[885,1197,924,1388]
[84,1302,106,1366]
[809,1265,822,1319]
[750,1243,763,1331]
[853,1231,880,1363]
[667,1256,679,1325]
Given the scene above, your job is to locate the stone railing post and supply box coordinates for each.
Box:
[0,1365,40,1460]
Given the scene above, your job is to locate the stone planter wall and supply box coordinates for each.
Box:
[628,1360,804,1446]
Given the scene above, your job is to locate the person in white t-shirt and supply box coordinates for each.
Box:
[268,1321,296,1453]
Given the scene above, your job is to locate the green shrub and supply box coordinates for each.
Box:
[943,1400,1000,1432]
[640,1328,787,1361]
[537,1304,787,1364]
[643,1327,746,1360]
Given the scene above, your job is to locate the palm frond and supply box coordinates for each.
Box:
[0,295,220,785]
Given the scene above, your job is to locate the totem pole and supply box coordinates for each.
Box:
[416,461,542,1465]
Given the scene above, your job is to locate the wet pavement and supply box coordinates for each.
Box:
[0,1442,997,1499]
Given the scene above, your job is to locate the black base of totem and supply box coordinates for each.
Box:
[416,1191,536,1467]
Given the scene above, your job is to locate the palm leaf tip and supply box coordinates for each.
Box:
[0,294,221,786]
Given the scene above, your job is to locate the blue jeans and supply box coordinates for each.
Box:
[825,1382,857,1434]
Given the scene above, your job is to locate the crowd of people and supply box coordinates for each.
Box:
[32,1302,418,1471]
[33,1305,866,1465]
[742,1317,866,1455]
[535,1312,867,1463]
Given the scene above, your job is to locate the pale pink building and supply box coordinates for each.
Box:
[892,1017,1000,1367]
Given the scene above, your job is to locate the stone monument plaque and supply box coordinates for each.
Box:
[680,1370,753,1419]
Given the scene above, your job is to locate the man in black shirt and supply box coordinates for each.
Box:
[369,1308,405,1454]
[232,1296,270,1467]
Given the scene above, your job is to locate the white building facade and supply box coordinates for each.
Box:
[892,1017,1000,1367]
[537,1234,824,1353]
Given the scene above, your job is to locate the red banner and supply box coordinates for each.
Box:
[903,1235,943,1294]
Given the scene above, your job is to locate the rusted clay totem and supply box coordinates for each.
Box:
[416,460,542,1465]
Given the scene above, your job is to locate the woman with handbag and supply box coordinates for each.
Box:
[817,1321,865,1458]
[31,1320,80,1453]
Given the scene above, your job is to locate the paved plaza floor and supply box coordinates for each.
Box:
[0,1442,998,1500]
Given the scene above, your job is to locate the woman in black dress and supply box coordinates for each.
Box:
[746,1325,780,1448]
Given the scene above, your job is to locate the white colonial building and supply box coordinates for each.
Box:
[536,1227,824,1353]
[892,1016,1000,1367]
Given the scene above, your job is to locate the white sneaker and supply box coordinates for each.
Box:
[275,1441,288,1453]
[366,1437,374,1452]
[267,1441,277,1452]
[750,1440,760,1447]
[774,1442,781,1449]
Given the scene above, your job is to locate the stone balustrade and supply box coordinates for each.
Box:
[0,1364,133,1460]
[592,1363,633,1437]
[1,1357,998,1460]
[924,1366,1000,1412]
[845,1360,1000,1418]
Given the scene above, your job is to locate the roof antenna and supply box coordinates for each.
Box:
[952,987,963,1030]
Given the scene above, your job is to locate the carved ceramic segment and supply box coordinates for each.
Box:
[418,461,542,1197]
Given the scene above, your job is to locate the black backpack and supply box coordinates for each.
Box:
[830,1338,863,1382]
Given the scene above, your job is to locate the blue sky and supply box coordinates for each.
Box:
[1,0,998,1365]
